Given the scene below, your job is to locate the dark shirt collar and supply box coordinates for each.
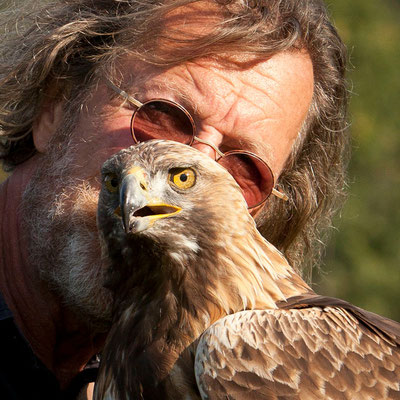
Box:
[0,290,98,398]
[0,290,12,320]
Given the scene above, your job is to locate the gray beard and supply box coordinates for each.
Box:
[22,138,113,332]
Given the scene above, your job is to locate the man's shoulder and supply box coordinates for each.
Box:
[0,314,62,399]
[0,292,97,400]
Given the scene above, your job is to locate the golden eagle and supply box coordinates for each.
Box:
[94,140,400,399]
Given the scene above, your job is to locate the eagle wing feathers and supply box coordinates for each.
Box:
[95,142,400,399]
[195,298,400,400]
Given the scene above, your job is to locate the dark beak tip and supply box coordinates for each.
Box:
[122,214,140,235]
[122,216,133,235]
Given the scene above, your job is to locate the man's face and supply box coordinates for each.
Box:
[71,51,313,189]
[24,50,313,330]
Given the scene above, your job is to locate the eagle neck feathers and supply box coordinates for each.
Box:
[99,206,311,400]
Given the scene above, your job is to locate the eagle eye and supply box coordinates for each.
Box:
[168,168,196,190]
[104,173,119,193]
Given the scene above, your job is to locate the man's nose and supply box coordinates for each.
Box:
[191,130,224,160]
[191,141,217,158]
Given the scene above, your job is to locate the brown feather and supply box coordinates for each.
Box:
[196,303,400,399]
[94,142,400,400]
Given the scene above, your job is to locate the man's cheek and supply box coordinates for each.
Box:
[67,134,134,181]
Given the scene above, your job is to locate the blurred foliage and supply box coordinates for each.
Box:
[315,0,400,321]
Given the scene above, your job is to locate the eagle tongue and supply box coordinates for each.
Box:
[133,206,156,218]
[133,205,180,217]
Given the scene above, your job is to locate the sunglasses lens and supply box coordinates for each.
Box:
[130,98,273,208]
[131,100,194,145]
[218,152,274,208]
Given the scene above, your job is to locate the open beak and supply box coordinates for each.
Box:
[117,168,181,234]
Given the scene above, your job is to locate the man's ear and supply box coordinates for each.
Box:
[32,101,64,153]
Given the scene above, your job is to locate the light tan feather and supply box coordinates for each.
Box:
[195,306,400,399]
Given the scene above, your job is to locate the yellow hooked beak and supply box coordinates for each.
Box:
[117,167,181,234]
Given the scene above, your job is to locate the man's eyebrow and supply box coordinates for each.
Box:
[133,75,200,109]
[236,134,275,164]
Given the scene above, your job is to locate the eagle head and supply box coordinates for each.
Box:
[94,140,310,400]
[97,140,251,287]
[95,140,259,398]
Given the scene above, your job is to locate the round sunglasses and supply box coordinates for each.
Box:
[106,80,288,209]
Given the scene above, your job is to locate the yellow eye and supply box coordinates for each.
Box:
[104,173,119,193]
[168,168,196,189]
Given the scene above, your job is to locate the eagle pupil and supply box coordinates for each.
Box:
[111,178,118,187]
[180,173,188,182]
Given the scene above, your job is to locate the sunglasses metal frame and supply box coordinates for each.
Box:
[106,80,289,207]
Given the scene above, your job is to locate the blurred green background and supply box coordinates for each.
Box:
[316,0,400,321]
[1,1,399,320]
